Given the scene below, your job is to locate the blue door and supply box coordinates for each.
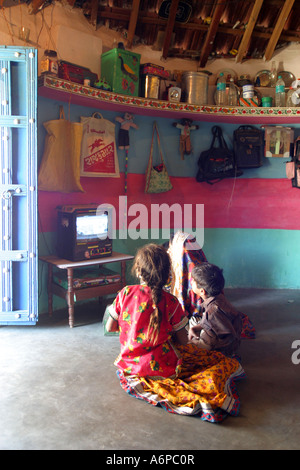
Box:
[0,46,38,325]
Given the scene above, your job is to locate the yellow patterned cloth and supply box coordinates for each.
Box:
[117,343,245,423]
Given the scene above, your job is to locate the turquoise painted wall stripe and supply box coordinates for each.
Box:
[39,227,300,314]
[202,228,300,289]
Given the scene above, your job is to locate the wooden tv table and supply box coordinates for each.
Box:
[39,251,134,328]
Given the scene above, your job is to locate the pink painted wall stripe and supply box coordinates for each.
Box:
[38,175,300,233]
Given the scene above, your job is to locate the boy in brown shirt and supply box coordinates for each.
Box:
[188,262,242,357]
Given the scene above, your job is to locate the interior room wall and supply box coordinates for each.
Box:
[37,96,300,315]
[1,3,299,315]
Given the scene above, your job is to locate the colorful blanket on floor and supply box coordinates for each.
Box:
[241,312,255,339]
[116,344,246,423]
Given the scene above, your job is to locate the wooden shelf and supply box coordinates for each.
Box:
[38,75,300,124]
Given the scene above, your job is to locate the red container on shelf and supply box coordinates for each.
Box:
[58,60,98,85]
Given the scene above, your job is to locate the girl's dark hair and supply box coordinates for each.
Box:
[132,244,170,344]
[191,262,225,297]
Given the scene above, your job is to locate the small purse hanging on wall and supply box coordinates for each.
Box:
[145,122,173,193]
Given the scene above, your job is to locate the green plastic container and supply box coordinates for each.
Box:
[262,96,273,107]
[101,48,141,96]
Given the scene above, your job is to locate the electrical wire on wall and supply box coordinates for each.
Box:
[0,0,15,44]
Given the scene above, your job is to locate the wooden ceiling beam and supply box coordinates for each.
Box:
[235,0,264,63]
[94,3,300,57]
[126,0,140,49]
[264,0,295,61]
[89,0,98,30]
[96,6,300,43]
[198,0,227,67]
[162,0,180,60]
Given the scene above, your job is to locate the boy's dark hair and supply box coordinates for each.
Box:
[191,262,225,297]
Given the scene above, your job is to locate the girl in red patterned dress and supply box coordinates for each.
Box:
[106,243,189,378]
[106,243,245,422]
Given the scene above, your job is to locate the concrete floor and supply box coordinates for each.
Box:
[1,288,300,451]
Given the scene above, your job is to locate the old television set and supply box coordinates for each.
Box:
[57,204,113,261]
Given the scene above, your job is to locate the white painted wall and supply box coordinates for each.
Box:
[1,2,300,91]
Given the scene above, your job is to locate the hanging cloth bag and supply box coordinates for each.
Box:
[145,122,173,193]
[80,113,120,178]
[38,106,84,192]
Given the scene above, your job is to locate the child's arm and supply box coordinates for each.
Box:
[188,324,215,350]
[188,323,202,341]
[105,302,120,332]
[106,314,119,332]
[174,326,189,345]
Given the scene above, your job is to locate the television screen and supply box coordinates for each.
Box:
[76,212,108,241]
[57,204,113,261]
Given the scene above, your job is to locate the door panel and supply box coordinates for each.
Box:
[0,46,38,325]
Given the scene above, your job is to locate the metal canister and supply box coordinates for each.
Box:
[182,71,208,105]
[40,50,58,76]
[140,75,160,99]
[242,84,254,99]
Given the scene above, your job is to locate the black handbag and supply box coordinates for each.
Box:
[233,125,264,169]
[286,138,300,189]
[196,126,242,184]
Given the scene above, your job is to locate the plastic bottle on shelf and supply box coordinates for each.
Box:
[228,78,238,106]
[286,88,293,107]
[215,72,226,106]
[270,61,277,87]
[286,82,300,107]
[275,75,286,107]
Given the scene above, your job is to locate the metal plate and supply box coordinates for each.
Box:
[278,71,296,88]
[255,70,272,87]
